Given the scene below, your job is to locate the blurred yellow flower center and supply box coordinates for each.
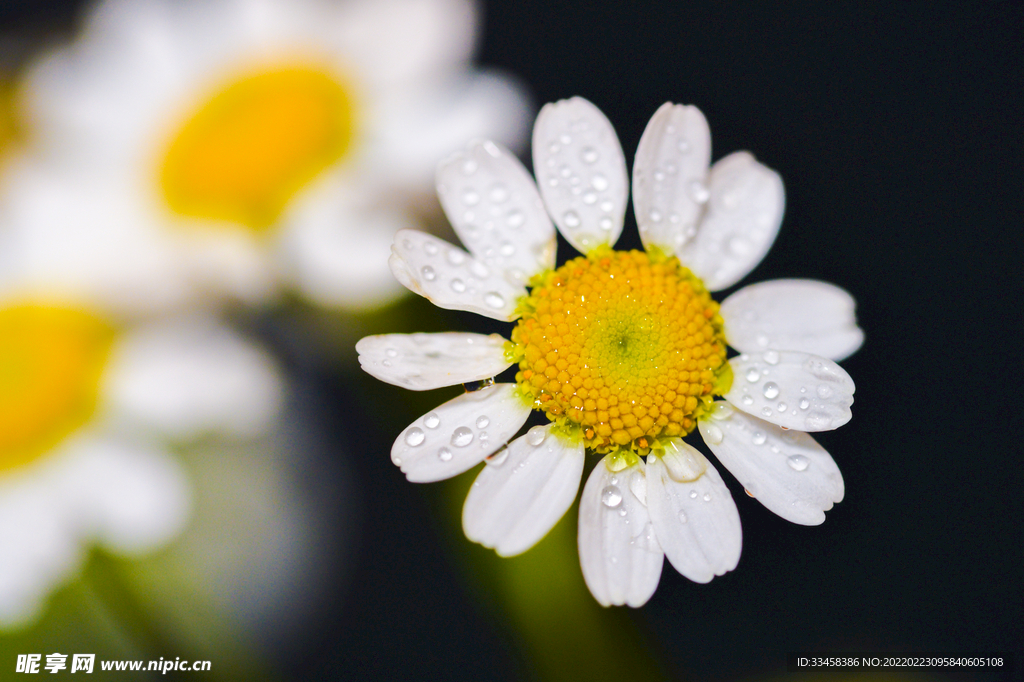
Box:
[160,67,356,231]
[511,249,730,453]
[0,306,114,471]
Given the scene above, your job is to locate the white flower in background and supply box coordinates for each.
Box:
[358,98,863,606]
[0,300,284,627]
[6,0,530,314]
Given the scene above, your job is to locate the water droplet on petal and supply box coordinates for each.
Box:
[438,447,453,462]
[746,368,761,383]
[787,454,810,471]
[591,174,609,191]
[777,402,788,412]
[582,191,597,205]
[601,485,623,508]
[405,428,425,447]
[385,348,398,358]
[450,278,466,293]
[526,425,547,446]
[752,431,767,445]
[704,424,724,444]
[424,242,439,255]
[817,384,834,399]
[762,406,774,417]
[598,217,614,231]
[451,427,474,447]
[703,492,712,502]
[462,189,480,206]
[689,180,710,203]
[421,265,436,281]
[649,209,662,223]
[488,183,508,203]
[485,447,508,467]
[476,415,490,429]
[742,395,754,406]
[424,413,440,429]
[799,398,810,410]
[677,510,688,523]
[580,146,599,164]
[563,210,581,228]
[484,292,505,309]
[506,209,525,228]
[461,159,478,175]
[763,350,780,365]
[763,382,780,399]
[677,139,690,153]
[689,490,698,499]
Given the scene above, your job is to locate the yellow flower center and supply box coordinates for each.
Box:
[0,306,114,471]
[160,66,357,231]
[511,249,730,453]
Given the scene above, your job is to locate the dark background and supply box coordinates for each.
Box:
[2,0,1021,680]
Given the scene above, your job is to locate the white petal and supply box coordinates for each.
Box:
[578,456,663,607]
[699,404,843,525]
[723,351,855,431]
[277,193,411,312]
[437,140,556,286]
[646,440,742,583]
[54,435,192,553]
[388,230,525,321]
[720,279,864,361]
[532,97,628,254]
[356,332,511,391]
[392,384,531,483]
[463,425,584,557]
[633,103,712,253]
[677,151,785,290]
[102,315,284,439]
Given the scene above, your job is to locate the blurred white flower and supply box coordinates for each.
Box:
[7,0,531,313]
[0,302,284,627]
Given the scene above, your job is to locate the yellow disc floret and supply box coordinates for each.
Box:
[510,248,730,453]
[0,305,115,471]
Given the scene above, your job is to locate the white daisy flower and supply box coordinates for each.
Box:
[357,97,862,607]
[7,0,530,313]
[0,300,284,627]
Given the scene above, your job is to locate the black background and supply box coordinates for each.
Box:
[1,1,1021,680]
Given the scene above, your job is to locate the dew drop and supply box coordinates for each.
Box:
[763,382,780,399]
[777,402,787,412]
[689,490,698,499]
[405,427,425,447]
[402,238,413,250]
[704,424,724,444]
[563,210,581,228]
[451,427,474,447]
[703,492,712,502]
[648,209,662,223]
[689,180,710,203]
[424,242,439,255]
[421,265,436,281]
[582,191,598,205]
[438,447,453,462]
[506,209,525,228]
[580,146,599,164]
[763,350,780,365]
[476,415,490,429]
[462,190,480,206]
[816,384,834,399]
[601,485,623,508]
[461,159,478,175]
[381,360,392,367]
[526,425,547,446]
[761,406,774,417]
[499,242,516,256]
[450,278,466,293]
[484,292,506,309]
[618,508,628,517]
[424,413,440,429]
[677,139,690,153]
[745,368,761,382]
[559,133,572,145]
[488,183,508,203]
[392,455,402,465]
[752,431,767,445]
[599,217,614,231]
[591,174,609,191]
[385,348,398,358]
[787,454,810,472]
[799,398,810,410]
[559,164,572,178]
[742,395,754,406]
[677,510,688,523]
